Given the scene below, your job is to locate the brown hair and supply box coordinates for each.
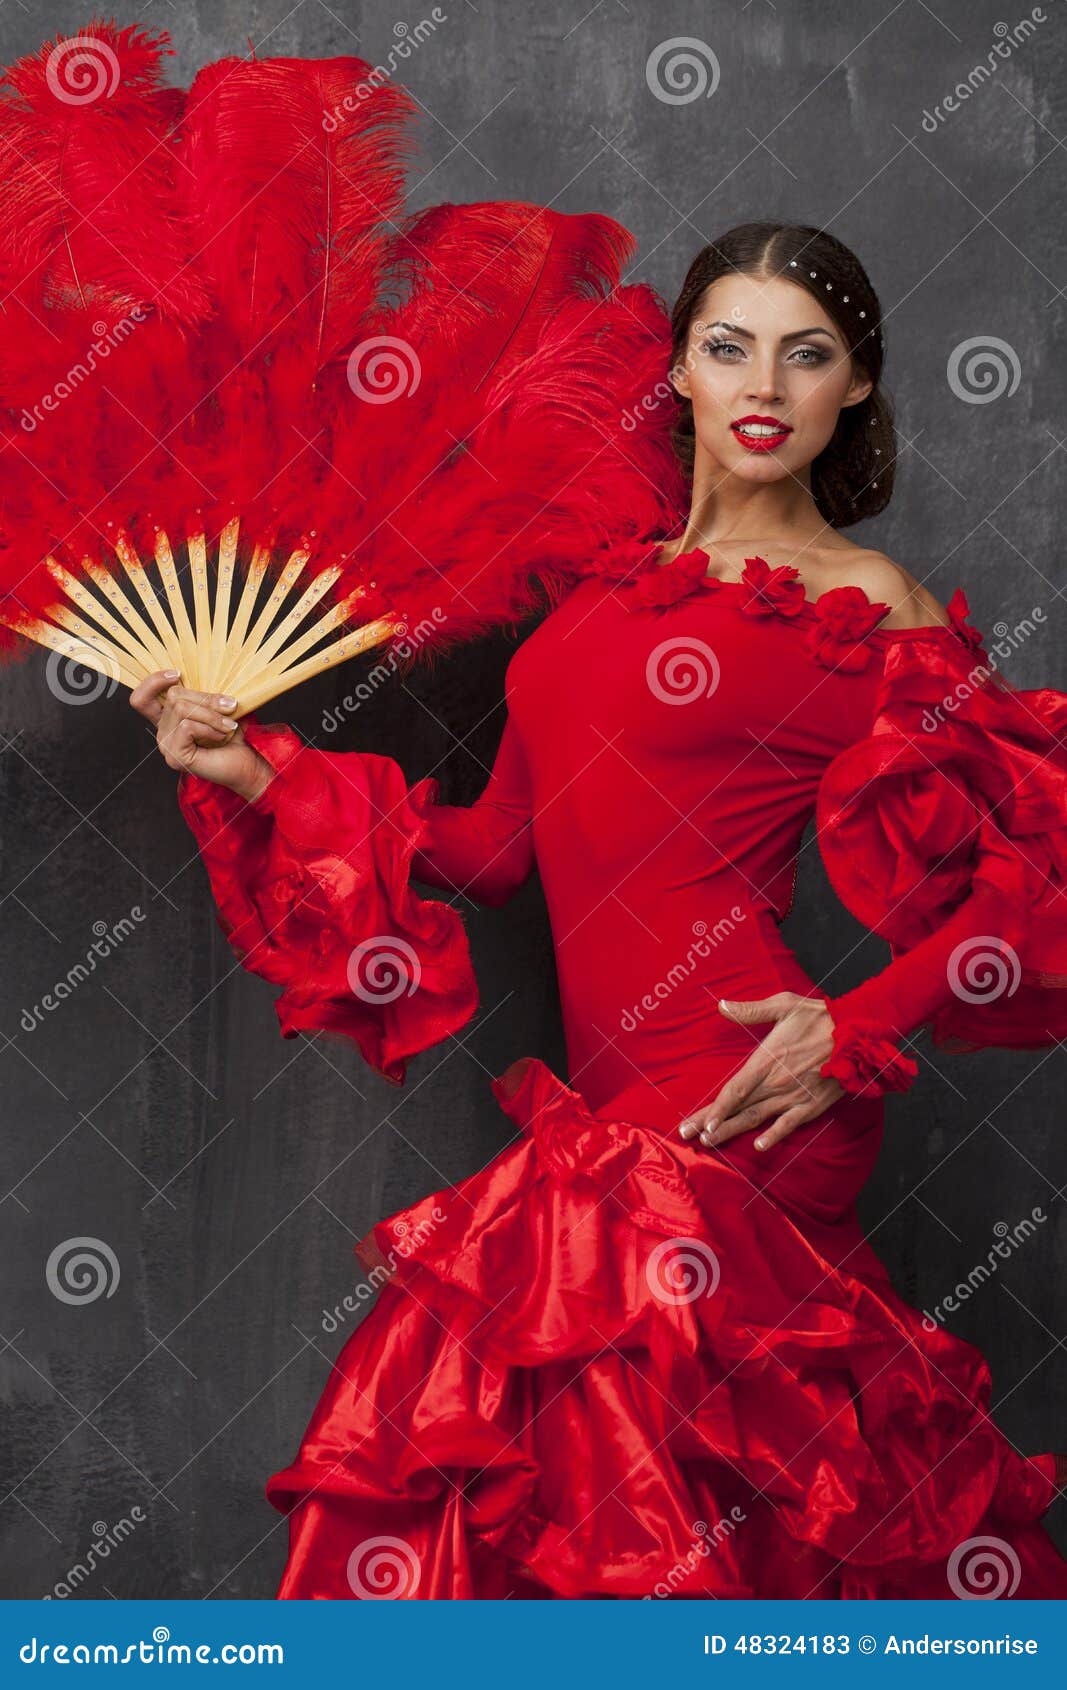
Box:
[668,222,895,527]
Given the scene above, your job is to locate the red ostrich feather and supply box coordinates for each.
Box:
[0,20,686,712]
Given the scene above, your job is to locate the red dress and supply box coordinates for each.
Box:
[179,548,1067,1599]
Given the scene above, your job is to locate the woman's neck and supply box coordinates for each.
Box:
[676,455,829,552]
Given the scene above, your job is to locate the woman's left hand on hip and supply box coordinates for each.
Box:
[677,992,842,1152]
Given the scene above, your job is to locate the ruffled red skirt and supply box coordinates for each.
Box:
[265,1058,1066,1599]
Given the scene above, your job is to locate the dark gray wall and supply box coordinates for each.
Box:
[1,0,1064,1599]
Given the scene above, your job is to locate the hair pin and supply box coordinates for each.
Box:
[788,257,866,317]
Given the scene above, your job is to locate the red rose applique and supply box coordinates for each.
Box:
[820,1019,919,1098]
[588,540,663,584]
[806,585,890,673]
[738,554,808,619]
[946,587,987,659]
[622,547,721,609]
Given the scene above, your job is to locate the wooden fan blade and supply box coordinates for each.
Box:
[207,518,240,687]
[152,530,200,681]
[0,609,143,692]
[222,566,343,697]
[44,558,160,674]
[216,541,271,691]
[115,533,183,670]
[236,616,399,715]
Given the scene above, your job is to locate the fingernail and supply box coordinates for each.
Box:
[222,718,238,731]
[164,669,180,679]
[219,695,237,709]
[754,1136,767,1152]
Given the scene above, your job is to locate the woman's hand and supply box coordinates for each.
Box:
[129,671,274,802]
[678,993,843,1152]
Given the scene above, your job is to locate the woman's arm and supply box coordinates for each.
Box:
[129,672,536,1081]
[678,607,1067,1150]
[407,712,536,908]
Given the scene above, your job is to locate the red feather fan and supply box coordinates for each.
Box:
[0,20,686,713]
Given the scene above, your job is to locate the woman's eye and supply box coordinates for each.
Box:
[698,339,829,366]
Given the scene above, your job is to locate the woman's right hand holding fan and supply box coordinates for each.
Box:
[130,671,274,803]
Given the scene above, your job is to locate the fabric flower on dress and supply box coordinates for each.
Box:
[820,1018,919,1097]
[806,585,891,673]
[587,540,663,584]
[622,547,721,609]
[945,587,987,660]
[737,554,808,619]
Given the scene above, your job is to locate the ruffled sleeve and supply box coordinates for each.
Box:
[177,716,496,1086]
[815,617,1067,1097]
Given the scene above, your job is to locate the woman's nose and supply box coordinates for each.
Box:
[747,365,783,402]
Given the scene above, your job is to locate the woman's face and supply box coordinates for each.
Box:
[670,272,873,486]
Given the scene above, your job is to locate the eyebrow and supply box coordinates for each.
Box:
[699,320,837,342]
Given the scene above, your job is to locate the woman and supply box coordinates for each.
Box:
[131,223,1067,1599]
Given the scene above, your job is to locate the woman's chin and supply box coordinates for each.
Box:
[710,446,805,484]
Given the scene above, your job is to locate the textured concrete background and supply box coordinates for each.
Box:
[1,0,1064,1598]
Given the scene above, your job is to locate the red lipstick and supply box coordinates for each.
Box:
[731,414,793,453]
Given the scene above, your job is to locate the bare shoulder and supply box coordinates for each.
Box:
[831,549,951,630]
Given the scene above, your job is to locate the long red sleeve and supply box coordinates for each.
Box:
[177,711,535,1083]
[408,713,536,908]
[815,634,1067,1097]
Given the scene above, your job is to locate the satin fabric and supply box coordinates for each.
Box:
[178,565,1067,1598]
[267,1057,1063,1599]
